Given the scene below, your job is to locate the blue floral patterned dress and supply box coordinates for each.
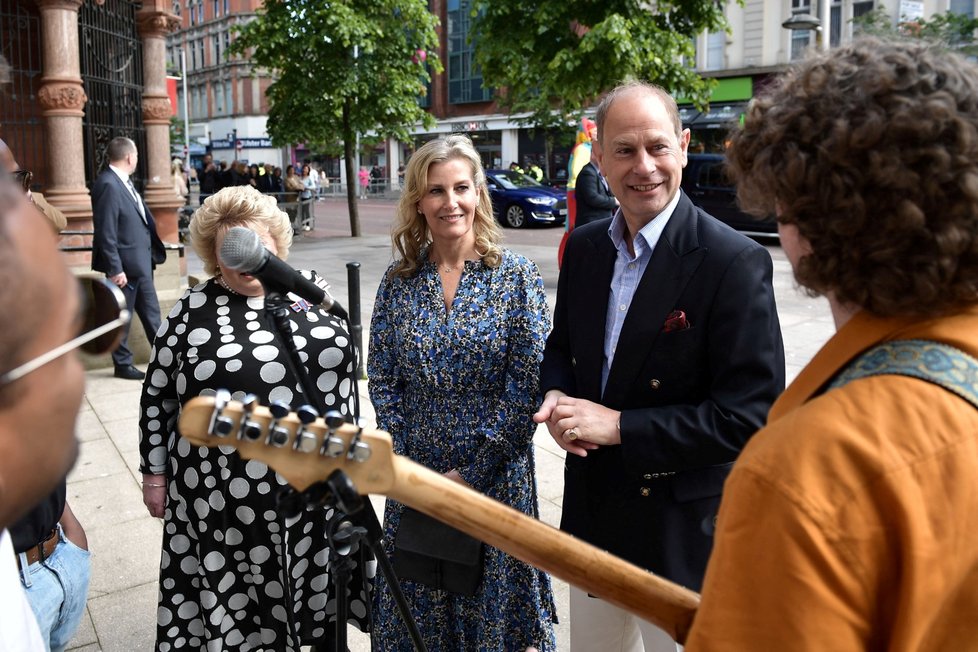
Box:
[368,249,557,651]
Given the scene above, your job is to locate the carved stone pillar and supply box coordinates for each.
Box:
[136,3,182,244]
[35,0,90,223]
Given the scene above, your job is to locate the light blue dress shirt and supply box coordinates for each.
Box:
[601,190,682,394]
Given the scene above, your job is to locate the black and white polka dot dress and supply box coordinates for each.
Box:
[139,274,373,651]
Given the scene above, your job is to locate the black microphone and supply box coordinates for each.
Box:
[218,226,349,320]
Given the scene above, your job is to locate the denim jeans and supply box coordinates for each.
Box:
[18,527,91,652]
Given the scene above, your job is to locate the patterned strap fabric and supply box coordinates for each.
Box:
[829,339,978,409]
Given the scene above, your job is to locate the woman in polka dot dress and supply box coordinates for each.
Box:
[368,136,556,651]
[139,186,373,651]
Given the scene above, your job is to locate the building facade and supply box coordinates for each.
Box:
[167,0,977,188]
[0,0,184,251]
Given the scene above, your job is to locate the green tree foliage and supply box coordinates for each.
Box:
[470,1,730,130]
[852,7,978,54]
[230,0,441,236]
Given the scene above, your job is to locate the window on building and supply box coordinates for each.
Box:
[214,82,224,115]
[705,31,725,70]
[223,30,231,61]
[190,42,197,69]
[226,80,234,115]
[950,0,974,18]
[172,0,181,16]
[830,0,842,47]
[214,34,222,64]
[189,3,195,25]
[198,39,206,69]
[790,0,814,60]
[447,0,492,104]
[213,0,220,17]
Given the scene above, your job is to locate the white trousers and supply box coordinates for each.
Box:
[569,586,682,652]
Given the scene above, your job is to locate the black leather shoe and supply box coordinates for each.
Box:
[114,364,145,380]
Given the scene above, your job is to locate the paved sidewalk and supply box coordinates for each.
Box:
[64,233,834,651]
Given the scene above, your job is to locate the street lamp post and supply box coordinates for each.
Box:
[782,1,830,51]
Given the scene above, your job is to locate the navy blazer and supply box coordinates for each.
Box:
[91,169,166,278]
[574,162,617,227]
[540,192,785,591]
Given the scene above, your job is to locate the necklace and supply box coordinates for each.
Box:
[216,275,241,296]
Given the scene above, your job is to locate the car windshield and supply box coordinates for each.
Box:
[490,171,543,190]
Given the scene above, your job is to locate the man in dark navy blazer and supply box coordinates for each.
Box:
[574,152,618,227]
[91,136,166,380]
[534,82,785,651]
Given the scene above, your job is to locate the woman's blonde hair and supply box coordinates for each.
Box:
[189,185,293,276]
[390,135,502,278]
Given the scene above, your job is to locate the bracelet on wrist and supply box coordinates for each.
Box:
[141,482,165,488]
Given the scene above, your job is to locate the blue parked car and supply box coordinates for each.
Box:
[485,169,567,228]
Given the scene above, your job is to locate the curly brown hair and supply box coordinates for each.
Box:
[727,37,978,317]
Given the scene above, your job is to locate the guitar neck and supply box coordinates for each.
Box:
[387,456,699,644]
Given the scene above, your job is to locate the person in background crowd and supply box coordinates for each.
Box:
[687,37,978,650]
[358,166,370,199]
[370,164,383,194]
[509,161,524,175]
[534,81,784,652]
[369,135,556,651]
[246,163,260,189]
[0,138,66,231]
[559,118,597,266]
[283,164,303,203]
[1,136,90,652]
[269,166,284,197]
[139,185,373,651]
[300,163,317,196]
[527,160,544,183]
[196,154,218,205]
[90,136,166,382]
[216,160,230,190]
[171,158,188,202]
[573,145,617,227]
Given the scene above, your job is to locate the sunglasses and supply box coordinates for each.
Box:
[11,169,33,192]
[0,277,131,387]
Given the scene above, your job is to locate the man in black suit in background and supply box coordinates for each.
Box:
[91,136,165,380]
[574,148,618,227]
[534,82,785,651]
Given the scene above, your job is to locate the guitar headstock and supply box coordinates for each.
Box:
[178,392,395,495]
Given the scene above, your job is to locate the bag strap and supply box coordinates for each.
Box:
[829,339,978,409]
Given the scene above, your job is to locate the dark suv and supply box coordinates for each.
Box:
[681,154,777,236]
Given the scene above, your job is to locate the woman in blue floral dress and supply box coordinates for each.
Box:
[368,135,556,651]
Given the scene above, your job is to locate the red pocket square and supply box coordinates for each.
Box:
[662,310,691,333]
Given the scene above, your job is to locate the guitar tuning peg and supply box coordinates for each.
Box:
[208,389,235,437]
[347,416,372,463]
[292,404,319,453]
[239,394,263,441]
[266,400,291,448]
[323,410,345,432]
[320,410,346,458]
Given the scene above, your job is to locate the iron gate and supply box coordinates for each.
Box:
[79,0,147,190]
[0,0,44,188]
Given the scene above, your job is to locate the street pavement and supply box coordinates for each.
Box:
[64,199,834,651]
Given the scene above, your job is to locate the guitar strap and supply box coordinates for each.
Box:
[828,339,978,409]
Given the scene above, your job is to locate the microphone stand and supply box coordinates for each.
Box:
[262,289,427,652]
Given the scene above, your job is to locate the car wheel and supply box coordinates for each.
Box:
[504,204,527,228]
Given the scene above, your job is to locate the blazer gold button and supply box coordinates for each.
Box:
[649,379,661,390]
[643,473,652,480]
[571,357,577,367]
[640,487,650,497]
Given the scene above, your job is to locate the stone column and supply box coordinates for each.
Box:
[35,0,90,224]
[136,2,182,244]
